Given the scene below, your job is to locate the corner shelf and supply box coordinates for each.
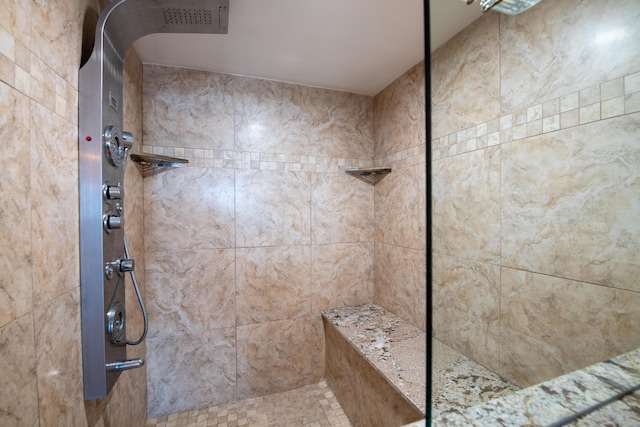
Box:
[129,152,189,177]
[345,166,391,185]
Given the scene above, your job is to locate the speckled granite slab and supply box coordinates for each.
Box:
[322,304,426,415]
[433,348,640,426]
[431,338,520,419]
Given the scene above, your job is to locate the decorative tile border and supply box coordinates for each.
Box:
[432,71,640,160]
[376,143,427,170]
[141,145,375,172]
[0,25,77,124]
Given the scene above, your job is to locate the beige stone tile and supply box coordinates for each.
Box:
[0,0,30,50]
[601,77,623,101]
[34,288,84,426]
[144,167,235,252]
[0,82,32,328]
[431,13,500,138]
[375,164,426,250]
[500,267,640,387]
[0,314,39,426]
[374,243,426,331]
[311,242,373,313]
[146,249,235,338]
[29,0,83,87]
[147,328,236,418]
[501,113,640,292]
[233,77,311,155]
[237,317,322,400]
[500,0,640,113]
[236,245,311,325]
[307,87,373,159]
[235,170,310,247]
[432,146,501,264]
[30,100,79,307]
[373,61,425,158]
[311,172,374,245]
[143,65,234,150]
[432,253,500,373]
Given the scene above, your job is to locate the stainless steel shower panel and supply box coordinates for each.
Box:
[79,0,229,400]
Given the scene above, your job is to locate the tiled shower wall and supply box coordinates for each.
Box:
[142,65,380,417]
[0,0,147,426]
[373,61,427,332]
[431,0,640,388]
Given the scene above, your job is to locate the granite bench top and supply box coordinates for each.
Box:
[322,303,426,415]
[432,347,640,426]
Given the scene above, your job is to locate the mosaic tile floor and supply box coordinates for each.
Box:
[145,381,353,427]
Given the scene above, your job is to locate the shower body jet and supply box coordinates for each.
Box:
[78,0,229,400]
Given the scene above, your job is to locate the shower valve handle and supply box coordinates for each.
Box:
[118,258,135,273]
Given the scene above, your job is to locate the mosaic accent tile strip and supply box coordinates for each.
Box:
[142,145,375,172]
[145,381,352,427]
[0,29,77,124]
[432,70,640,160]
[375,143,427,170]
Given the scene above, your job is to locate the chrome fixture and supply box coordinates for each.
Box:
[345,166,392,185]
[129,152,189,177]
[464,0,543,15]
[79,0,229,400]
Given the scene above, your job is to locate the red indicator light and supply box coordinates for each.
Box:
[86,136,92,141]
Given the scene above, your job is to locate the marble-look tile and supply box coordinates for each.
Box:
[29,0,84,87]
[235,170,310,247]
[143,65,234,150]
[144,167,235,252]
[34,289,84,426]
[500,267,640,387]
[432,146,501,264]
[0,314,39,427]
[500,0,640,113]
[147,328,236,418]
[30,100,79,307]
[145,249,235,338]
[0,82,32,328]
[431,13,500,139]
[501,114,640,292]
[0,0,31,49]
[234,77,311,155]
[373,61,425,158]
[311,242,374,313]
[311,172,374,244]
[307,87,373,159]
[236,245,311,325]
[374,164,426,250]
[374,243,426,331]
[432,254,500,373]
[236,317,322,400]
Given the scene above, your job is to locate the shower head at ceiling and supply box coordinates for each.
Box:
[463,0,543,15]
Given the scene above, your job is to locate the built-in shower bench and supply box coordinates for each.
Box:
[322,304,426,427]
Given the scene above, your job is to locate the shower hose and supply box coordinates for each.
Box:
[124,234,148,346]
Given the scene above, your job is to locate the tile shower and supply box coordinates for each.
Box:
[141,60,426,417]
[1,1,638,426]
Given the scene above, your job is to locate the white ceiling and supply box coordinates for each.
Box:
[133,0,483,96]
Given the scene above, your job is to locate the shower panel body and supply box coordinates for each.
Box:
[79,23,135,400]
[79,0,229,400]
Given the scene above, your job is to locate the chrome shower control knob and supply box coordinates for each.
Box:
[104,184,123,200]
[103,125,126,167]
[121,131,134,149]
[118,258,135,273]
[103,214,123,232]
